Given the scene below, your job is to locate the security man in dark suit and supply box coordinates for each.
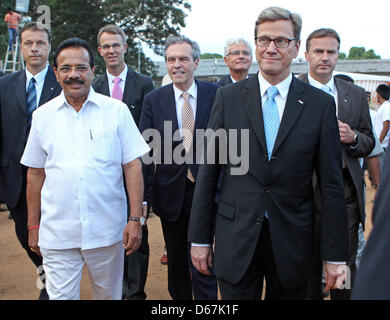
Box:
[139,36,218,300]
[92,24,154,300]
[189,7,349,300]
[300,28,375,300]
[0,22,61,300]
[217,38,252,87]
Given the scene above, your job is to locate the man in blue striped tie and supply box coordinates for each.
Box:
[189,6,349,300]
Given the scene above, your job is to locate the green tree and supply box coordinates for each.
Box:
[338,52,347,60]
[16,0,191,75]
[347,46,380,60]
[200,53,223,59]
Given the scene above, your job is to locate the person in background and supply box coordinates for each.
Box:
[217,38,252,86]
[0,22,61,300]
[373,84,390,171]
[4,7,21,53]
[92,24,155,300]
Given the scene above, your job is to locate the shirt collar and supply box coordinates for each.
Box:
[25,65,49,86]
[173,80,198,103]
[258,72,292,100]
[106,65,128,84]
[57,86,101,110]
[308,73,336,94]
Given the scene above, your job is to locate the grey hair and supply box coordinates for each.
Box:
[254,6,302,40]
[164,36,201,61]
[223,38,252,57]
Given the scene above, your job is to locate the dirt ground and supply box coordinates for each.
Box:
[0,175,375,300]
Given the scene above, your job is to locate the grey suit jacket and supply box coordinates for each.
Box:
[92,67,154,126]
[298,73,375,224]
[0,68,61,208]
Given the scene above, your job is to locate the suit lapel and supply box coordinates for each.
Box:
[160,84,179,134]
[194,80,209,129]
[272,77,305,156]
[335,77,350,122]
[122,68,135,107]
[242,75,267,153]
[39,67,61,106]
[98,73,110,97]
[12,71,28,116]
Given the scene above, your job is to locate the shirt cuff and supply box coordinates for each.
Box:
[191,243,211,247]
[325,261,346,264]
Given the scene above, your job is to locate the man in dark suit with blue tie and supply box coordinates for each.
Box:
[139,36,218,300]
[217,38,252,87]
[0,22,61,299]
[92,24,154,300]
[189,7,349,300]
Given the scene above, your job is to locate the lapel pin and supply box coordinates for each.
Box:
[344,99,348,103]
[298,100,304,105]
[131,105,135,109]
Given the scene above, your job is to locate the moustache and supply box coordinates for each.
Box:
[63,79,85,85]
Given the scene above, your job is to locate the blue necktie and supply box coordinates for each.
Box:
[263,86,280,161]
[25,77,37,140]
[321,85,332,94]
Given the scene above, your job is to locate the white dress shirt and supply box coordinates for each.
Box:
[106,65,127,97]
[307,73,339,117]
[25,65,49,106]
[258,72,292,120]
[21,87,150,250]
[172,80,197,137]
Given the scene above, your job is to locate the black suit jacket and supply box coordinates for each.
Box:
[216,75,233,87]
[139,80,218,222]
[0,68,61,208]
[299,74,374,224]
[352,151,390,299]
[92,67,154,126]
[188,75,348,289]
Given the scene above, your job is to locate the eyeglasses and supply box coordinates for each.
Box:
[255,36,297,48]
[226,50,251,57]
[58,66,90,74]
[99,43,124,51]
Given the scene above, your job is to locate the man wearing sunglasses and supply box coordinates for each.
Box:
[217,38,253,87]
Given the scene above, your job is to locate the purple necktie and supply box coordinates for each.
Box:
[112,77,123,101]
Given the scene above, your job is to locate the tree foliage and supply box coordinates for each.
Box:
[339,46,381,60]
[2,0,191,75]
[200,53,223,60]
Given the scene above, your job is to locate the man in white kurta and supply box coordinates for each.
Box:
[21,38,150,300]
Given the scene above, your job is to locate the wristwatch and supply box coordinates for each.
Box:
[350,133,358,149]
[128,216,145,226]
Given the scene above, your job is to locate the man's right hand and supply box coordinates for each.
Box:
[28,229,42,256]
[191,246,213,276]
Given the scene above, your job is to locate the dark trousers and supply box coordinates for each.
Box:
[218,219,306,300]
[123,224,149,300]
[10,181,43,270]
[306,169,359,300]
[160,179,218,300]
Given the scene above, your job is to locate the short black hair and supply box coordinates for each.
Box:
[53,38,95,68]
[7,7,12,12]
[376,84,390,101]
